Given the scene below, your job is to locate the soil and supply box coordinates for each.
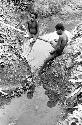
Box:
[0,1,82,125]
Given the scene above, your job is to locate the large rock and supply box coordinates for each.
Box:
[23,30,72,72]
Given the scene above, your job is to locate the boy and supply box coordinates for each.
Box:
[28,13,38,36]
[22,12,39,58]
[39,23,68,74]
[27,12,39,46]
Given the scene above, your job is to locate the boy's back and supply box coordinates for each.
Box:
[59,32,68,50]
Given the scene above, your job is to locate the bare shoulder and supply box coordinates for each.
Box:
[61,32,68,41]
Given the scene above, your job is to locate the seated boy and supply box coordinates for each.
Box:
[39,23,68,74]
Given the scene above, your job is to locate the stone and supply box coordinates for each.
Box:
[65,57,73,69]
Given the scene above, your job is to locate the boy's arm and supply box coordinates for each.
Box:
[50,36,62,50]
[29,38,36,47]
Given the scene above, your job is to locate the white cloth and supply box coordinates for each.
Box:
[23,30,72,72]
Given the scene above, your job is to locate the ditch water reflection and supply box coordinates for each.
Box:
[0,86,64,125]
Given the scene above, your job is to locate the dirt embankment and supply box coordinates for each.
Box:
[0,1,82,125]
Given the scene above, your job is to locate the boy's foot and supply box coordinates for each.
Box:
[38,68,46,76]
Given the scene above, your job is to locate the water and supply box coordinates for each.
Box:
[0,86,63,125]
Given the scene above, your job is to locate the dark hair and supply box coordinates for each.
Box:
[30,12,38,19]
[55,23,65,31]
[71,122,77,125]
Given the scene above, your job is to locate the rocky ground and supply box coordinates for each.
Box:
[1,0,82,125]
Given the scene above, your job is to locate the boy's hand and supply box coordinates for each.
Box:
[49,39,57,44]
[50,50,55,54]
[29,39,36,47]
[49,41,53,44]
[54,39,58,42]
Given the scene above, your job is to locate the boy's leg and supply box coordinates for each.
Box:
[38,47,64,75]
[39,54,55,75]
[39,48,64,75]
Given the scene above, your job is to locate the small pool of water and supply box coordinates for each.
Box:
[0,86,63,125]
